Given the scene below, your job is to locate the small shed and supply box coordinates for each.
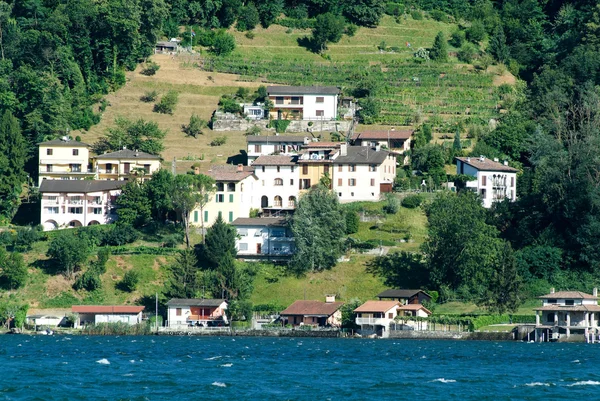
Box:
[26,315,64,328]
[71,305,145,328]
[155,41,177,54]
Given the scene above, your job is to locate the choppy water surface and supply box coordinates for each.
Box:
[1,336,600,400]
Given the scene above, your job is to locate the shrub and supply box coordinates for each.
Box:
[218,96,243,114]
[345,211,360,234]
[196,29,216,47]
[429,10,448,22]
[103,224,139,246]
[411,10,423,20]
[269,119,291,133]
[385,3,404,16]
[140,90,158,102]
[153,90,179,114]
[13,226,42,251]
[162,233,183,248]
[210,136,227,146]
[236,4,259,31]
[73,269,102,291]
[182,114,207,138]
[466,20,486,43]
[210,31,236,56]
[402,194,424,208]
[457,44,478,63]
[449,30,465,48]
[345,24,358,37]
[245,31,255,39]
[119,270,140,292]
[140,62,160,76]
[382,193,400,214]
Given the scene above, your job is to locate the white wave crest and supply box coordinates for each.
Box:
[525,382,551,387]
[568,381,600,387]
[220,363,233,367]
[204,356,222,361]
[572,360,580,363]
[432,378,456,383]
[96,358,110,365]
[212,382,227,387]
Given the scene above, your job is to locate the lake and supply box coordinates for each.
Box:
[1,335,599,400]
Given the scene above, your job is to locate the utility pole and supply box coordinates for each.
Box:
[155,292,158,331]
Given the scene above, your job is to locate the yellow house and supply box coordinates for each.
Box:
[298,142,341,191]
[94,149,161,181]
[192,165,258,228]
[38,138,94,185]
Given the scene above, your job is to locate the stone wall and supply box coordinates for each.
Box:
[157,327,341,338]
[389,330,514,341]
[212,112,353,134]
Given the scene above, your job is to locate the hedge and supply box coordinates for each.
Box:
[107,246,180,255]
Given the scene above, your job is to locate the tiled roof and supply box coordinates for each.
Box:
[252,155,298,166]
[166,299,226,307]
[301,142,344,148]
[71,305,144,314]
[352,130,412,141]
[539,291,598,300]
[232,217,287,227]
[456,157,518,173]
[534,305,600,312]
[267,86,340,95]
[207,165,255,182]
[398,304,432,314]
[377,289,431,299]
[247,135,308,143]
[280,300,344,316]
[95,149,161,160]
[39,180,126,193]
[333,146,391,165]
[38,139,90,147]
[354,301,399,313]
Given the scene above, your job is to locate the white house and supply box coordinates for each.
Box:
[455,156,518,208]
[26,314,65,328]
[534,288,600,342]
[242,103,266,120]
[39,180,125,231]
[71,305,144,328]
[38,138,95,185]
[94,149,161,181]
[246,135,308,165]
[332,145,397,202]
[166,299,228,328]
[267,86,340,121]
[233,217,294,260]
[351,130,413,153]
[252,155,299,212]
[354,300,401,338]
[394,304,432,330]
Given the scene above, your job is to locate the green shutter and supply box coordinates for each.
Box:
[229,194,234,203]
[218,211,222,219]
[204,210,208,222]
[194,210,198,223]
[229,211,233,222]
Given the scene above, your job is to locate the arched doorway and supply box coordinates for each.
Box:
[88,221,100,226]
[288,196,297,207]
[43,220,58,231]
[68,220,82,228]
[261,195,269,208]
[274,196,282,207]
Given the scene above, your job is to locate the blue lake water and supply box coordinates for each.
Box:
[1,335,600,400]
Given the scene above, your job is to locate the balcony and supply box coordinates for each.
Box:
[40,168,96,175]
[355,317,393,326]
[98,168,117,174]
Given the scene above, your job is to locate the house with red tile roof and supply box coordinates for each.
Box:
[354,300,401,338]
[455,156,518,208]
[351,130,412,153]
[280,296,344,327]
[166,299,228,328]
[71,305,144,328]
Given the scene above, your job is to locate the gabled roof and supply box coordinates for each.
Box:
[539,291,598,300]
[333,146,392,165]
[71,305,144,314]
[156,41,177,48]
[247,135,308,143]
[354,301,399,313]
[280,300,344,316]
[38,139,90,147]
[352,130,412,141]
[252,155,298,166]
[39,180,126,193]
[456,157,518,173]
[166,299,227,307]
[95,149,161,160]
[232,217,287,227]
[267,86,340,95]
[207,165,255,182]
[398,304,432,315]
[377,289,431,300]
[301,142,344,149]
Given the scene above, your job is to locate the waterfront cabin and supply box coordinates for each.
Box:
[279,295,344,328]
[166,299,228,328]
[71,305,144,328]
[534,288,600,342]
[354,301,400,338]
[26,314,64,329]
[376,289,432,305]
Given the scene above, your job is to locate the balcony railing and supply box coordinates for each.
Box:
[355,317,392,326]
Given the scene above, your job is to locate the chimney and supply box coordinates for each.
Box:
[466,157,470,162]
[304,137,310,145]
[340,143,347,156]
[479,155,485,162]
[594,287,598,297]
[123,146,127,150]
[550,287,555,294]
[375,144,381,152]
[503,160,508,166]
[325,294,335,303]
[237,163,243,172]
[493,157,499,162]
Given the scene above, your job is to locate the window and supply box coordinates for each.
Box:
[388,313,393,319]
[274,178,283,186]
[216,194,225,203]
[565,300,574,306]
[300,179,311,189]
[291,166,294,173]
[349,179,356,186]
[291,96,301,105]
[349,165,356,172]
[194,211,199,223]
[262,166,265,172]
[227,183,236,192]
[70,164,81,172]
[276,165,281,173]
[106,163,113,173]
[144,164,151,173]
[481,175,487,186]
[45,207,59,214]
[547,313,554,323]
[73,149,79,156]
[511,177,515,187]
[47,196,57,203]
[229,194,234,203]
[338,178,342,186]
[239,243,248,251]
[204,210,208,222]
[369,165,377,172]
[238,228,248,236]
[216,183,224,192]
[480,189,487,199]
[316,96,324,103]
[176,308,182,316]
[351,192,354,197]
[370,178,375,186]
[229,211,233,222]
[123,163,130,174]
[274,196,282,207]
[275,96,284,104]
[272,229,284,238]
[547,299,557,304]
[338,165,343,172]
[68,207,82,214]
[316,110,324,117]
[302,164,308,175]
[290,179,294,186]
[91,196,101,204]
[323,165,329,174]
[46,149,53,155]
[288,196,296,207]
[255,145,262,153]
[92,208,102,215]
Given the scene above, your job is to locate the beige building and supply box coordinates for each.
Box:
[193,165,258,227]
[280,296,344,327]
[94,149,161,181]
[352,130,412,153]
[38,139,94,185]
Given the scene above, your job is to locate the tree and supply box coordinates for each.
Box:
[94,117,167,155]
[153,90,179,114]
[0,110,27,221]
[254,0,283,28]
[166,249,200,299]
[430,31,448,62]
[479,242,522,314]
[171,174,215,248]
[345,210,359,234]
[342,0,384,27]
[236,3,259,31]
[366,251,428,289]
[466,20,486,43]
[119,270,140,292]
[0,248,27,290]
[203,214,237,268]
[453,128,462,151]
[488,25,509,64]
[145,169,175,223]
[115,181,152,227]
[209,31,236,56]
[215,252,244,300]
[290,185,346,274]
[311,12,345,52]
[47,231,91,278]
[182,113,207,138]
[357,96,380,124]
